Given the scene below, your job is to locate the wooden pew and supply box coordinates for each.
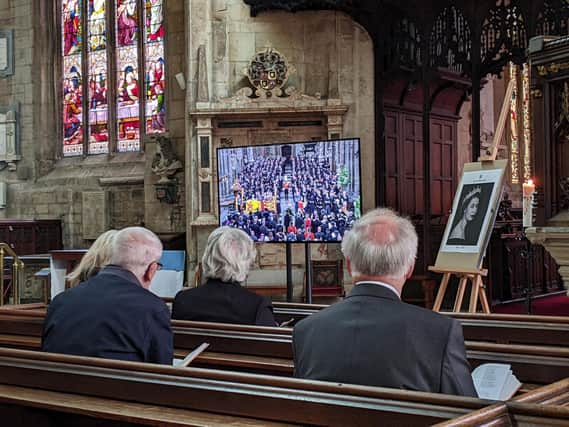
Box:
[8,301,569,349]
[8,303,569,353]
[0,347,489,426]
[433,377,569,425]
[449,312,569,347]
[512,377,569,406]
[1,309,569,386]
[433,379,569,426]
[432,401,569,426]
[0,383,292,426]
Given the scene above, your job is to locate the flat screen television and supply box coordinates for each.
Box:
[216,138,362,243]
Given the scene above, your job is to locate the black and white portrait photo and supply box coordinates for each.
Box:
[441,168,503,254]
[446,183,493,246]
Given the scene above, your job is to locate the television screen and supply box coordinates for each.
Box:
[217,138,362,243]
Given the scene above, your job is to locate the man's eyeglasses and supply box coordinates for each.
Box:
[147,261,163,273]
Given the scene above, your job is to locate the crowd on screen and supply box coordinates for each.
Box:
[221,154,360,242]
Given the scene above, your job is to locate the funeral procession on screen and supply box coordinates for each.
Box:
[217,139,362,243]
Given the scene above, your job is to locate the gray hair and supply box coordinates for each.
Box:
[341,208,418,278]
[202,227,256,284]
[108,227,163,278]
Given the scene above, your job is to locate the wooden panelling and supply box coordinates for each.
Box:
[0,220,62,255]
[384,109,457,217]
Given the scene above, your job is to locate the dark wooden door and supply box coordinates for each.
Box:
[384,108,457,217]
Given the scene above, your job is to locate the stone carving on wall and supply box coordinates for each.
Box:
[245,47,292,97]
[197,44,209,102]
[0,29,14,78]
[218,84,325,110]
[151,135,182,183]
[0,103,20,171]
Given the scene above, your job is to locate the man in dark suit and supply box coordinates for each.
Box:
[293,208,477,397]
[42,227,173,364]
[172,227,277,327]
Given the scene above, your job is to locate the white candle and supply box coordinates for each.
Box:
[522,179,535,197]
[522,179,535,227]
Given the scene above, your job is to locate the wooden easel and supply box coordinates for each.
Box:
[429,80,514,314]
[429,266,490,313]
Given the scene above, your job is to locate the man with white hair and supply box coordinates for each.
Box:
[172,226,276,326]
[42,227,173,364]
[293,208,477,396]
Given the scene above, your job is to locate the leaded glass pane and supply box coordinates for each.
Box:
[62,0,82,56]
[144,0,165,134]
[62,0,83,156]
[117,0,139,47]
[146,0,163,42]
[88,0,109,154]
[88,0,106,50]
[88,50,109,154]
[116,46,140,152]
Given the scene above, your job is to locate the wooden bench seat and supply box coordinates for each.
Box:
[2,309,569,385]
[0,383,293,427]
[0,347,489,426]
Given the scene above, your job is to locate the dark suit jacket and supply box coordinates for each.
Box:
[293,283,477,397]
[171,279,277,326]
[42,265,173,364]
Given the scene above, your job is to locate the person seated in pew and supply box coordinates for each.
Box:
[293,208,477,397]
[66,229,118,287]
[42,227,173,364]
[172,226,277,326]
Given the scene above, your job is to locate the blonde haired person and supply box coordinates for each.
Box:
[66,229,118,287]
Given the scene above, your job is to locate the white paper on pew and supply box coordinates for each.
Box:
[50,257,67,299]
[173,342,210,367]
[472,363,521,400]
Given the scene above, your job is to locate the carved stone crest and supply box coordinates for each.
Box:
[244,46,295,97]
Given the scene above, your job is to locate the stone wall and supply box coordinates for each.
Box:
[185,0,374,279]
[0,1,187,249]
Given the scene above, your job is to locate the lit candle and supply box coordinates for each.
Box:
[522,179,535,227]
[522,179,535,197]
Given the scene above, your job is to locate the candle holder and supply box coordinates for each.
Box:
[518,232,534,315]
[519,188,539,314]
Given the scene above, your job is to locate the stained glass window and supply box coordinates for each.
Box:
[61,0,166,156]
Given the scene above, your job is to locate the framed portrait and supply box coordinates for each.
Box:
[441,168,503,254]
[435,160,507,271]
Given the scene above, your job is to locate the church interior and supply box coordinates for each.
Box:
[2,0,569,424]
